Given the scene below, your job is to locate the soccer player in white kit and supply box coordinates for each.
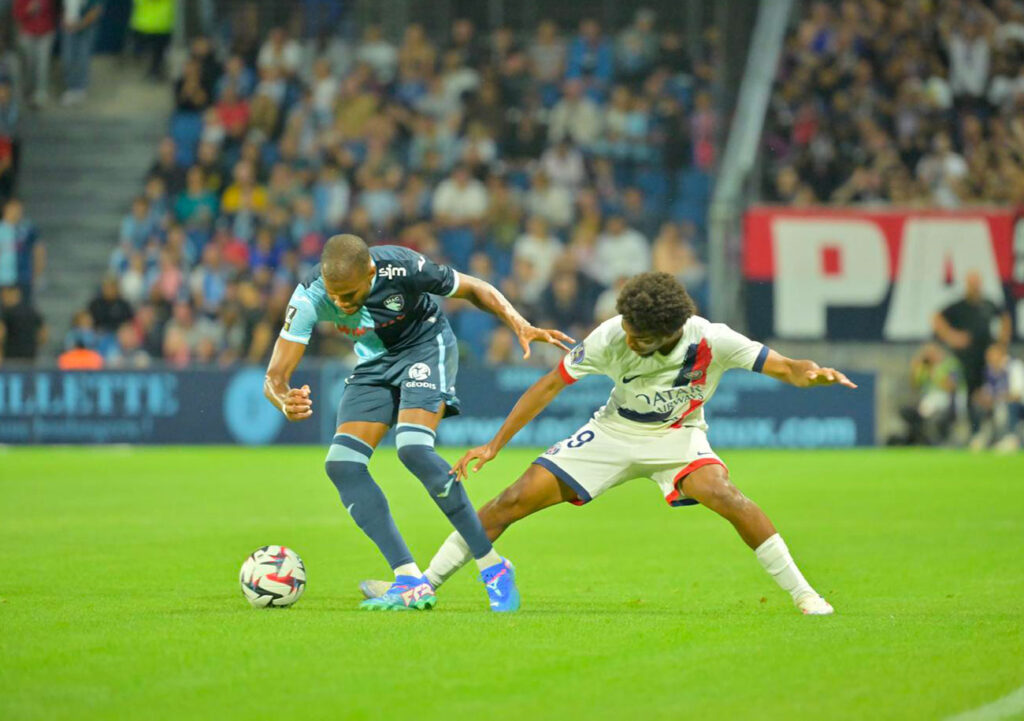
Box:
[362,272,856,614]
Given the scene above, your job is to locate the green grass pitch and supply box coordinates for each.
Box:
[2,446,1023,720]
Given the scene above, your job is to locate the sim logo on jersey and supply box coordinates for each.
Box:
[405,363,436,389]
[378,265,407,280]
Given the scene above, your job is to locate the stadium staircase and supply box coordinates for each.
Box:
[20,57,171,353]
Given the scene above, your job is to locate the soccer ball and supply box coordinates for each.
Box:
[239,545,307,608]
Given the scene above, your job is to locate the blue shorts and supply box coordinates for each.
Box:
[335,324,461,428]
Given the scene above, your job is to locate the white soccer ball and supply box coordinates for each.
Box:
[239,545,307,608]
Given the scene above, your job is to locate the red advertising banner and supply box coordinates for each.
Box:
[743,207,1024,341]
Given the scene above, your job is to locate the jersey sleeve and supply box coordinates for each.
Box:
[405,249,460,297]
[557,324,611,384]
[279,284,319,345]
[707,323,769,372]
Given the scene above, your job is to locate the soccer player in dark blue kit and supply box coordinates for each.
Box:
[263,234,573,611]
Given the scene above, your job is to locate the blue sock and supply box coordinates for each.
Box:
[325,433,414,570]
[395,423,494,559]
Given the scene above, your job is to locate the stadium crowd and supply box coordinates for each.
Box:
[50,11,716,370]
[764,0,1024,207]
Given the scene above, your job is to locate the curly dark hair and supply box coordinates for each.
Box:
[615,272,697,336]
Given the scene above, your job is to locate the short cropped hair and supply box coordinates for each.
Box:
[615,272,696,336]
[321,234,371,281]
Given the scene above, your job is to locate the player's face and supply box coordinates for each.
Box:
[621,319,683,357]
[324,264,376,315]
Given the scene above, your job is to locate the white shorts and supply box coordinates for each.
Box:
[533,420,727,508]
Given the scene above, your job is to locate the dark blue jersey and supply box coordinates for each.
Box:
[280,245,460,363]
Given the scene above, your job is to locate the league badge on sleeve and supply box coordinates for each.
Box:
[569,344,585,365]
[283,305,298,331]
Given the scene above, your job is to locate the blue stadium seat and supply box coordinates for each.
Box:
[169,112,203,166]
[439,227,476,268]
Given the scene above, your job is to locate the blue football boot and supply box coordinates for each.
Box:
[480,558,520,612]
[359,575,436,611]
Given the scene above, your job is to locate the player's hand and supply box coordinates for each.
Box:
[804,368,858,389]
[282,385,313,421]
[516,324,576,359]
[451,444,497,481]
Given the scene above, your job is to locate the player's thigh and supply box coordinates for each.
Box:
[335,382,398,448]
[396,404,446,432]
[486,462,579,519]
[647,427,727,507]
[532,422,635,505]
[396,328,461,420]
[678,463,745,515]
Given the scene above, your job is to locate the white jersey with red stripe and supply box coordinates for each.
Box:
[558,315,769,435]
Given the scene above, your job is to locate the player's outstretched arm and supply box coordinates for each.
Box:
[760,349,858,389]
[452,366,570,480]
[264,337,314,421]
[451,273,575,358]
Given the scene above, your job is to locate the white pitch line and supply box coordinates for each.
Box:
[945,685,1024,721]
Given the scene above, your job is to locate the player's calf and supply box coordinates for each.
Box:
[681,464,833,616]
[395,423,505,568]
[324,433,416,572]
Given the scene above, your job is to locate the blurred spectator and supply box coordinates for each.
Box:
[549,79,602,148]
[60,0,105,106]
[0,208,16,288]
[0,79,20,200]
[217,55,256,101]
[892,343,962,446]
[537,257,599,339]
[513,216,562,303]
[566,18,613,100]
[175,166,218,229]
[0,198,43,296]
[933,271,1011,407]
[130,0,175,80]
[357,24,397,84]
[57,341,104,369]
[970,344,1024,451]
[0,284,45,363]
[651,221,705,295]
[529,19,566,93]
[88,276,134,334]
[916,132,967,208]
[64,308,97,350]
[432,165,487,227]
[593,214,650,286]
[119,252,147,305]
[616,9,658,86]
[258,27,301,78]
[148,138,187,196]
[524,171,573,229]
[106,321,151,368]
[540,139,586,190]
[13,0,57,107]
[176,58,212,112]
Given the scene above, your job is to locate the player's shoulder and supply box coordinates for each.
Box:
[371,245,434,282]
[685,315,750,346]
[588,316,627,346]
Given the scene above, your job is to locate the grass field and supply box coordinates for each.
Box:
[2,447,1023,720]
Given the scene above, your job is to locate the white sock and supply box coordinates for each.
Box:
[754,533,817,603]
[424,531,472,588]
[474,548,502,572]
[393,562,422,579]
